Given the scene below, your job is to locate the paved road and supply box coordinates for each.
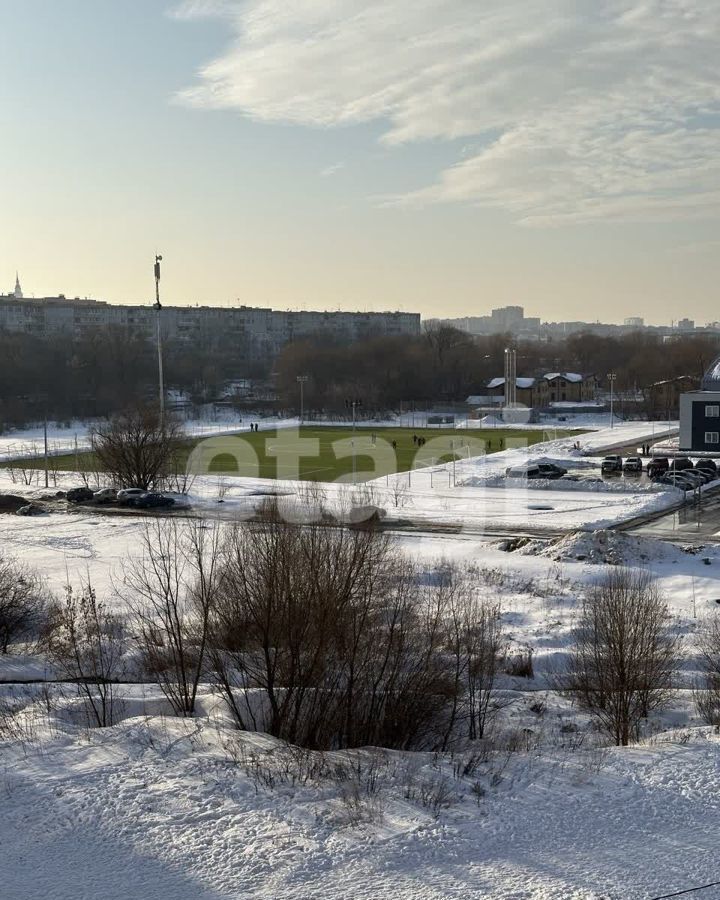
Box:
[628,489,720,546]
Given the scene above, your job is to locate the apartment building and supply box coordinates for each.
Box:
[0,291,420,359]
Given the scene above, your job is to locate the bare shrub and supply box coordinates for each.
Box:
[693,616,720,728]
[164,448,196,495]
[562,568,680,746]
[0,692,45,751]
[125,519,224,716]
[0,556,48,654]
[413,771,460,816]
[91,408,184,490]
[48,582,128,727]
[505,647,534,679]
[209,514,453,750]
[694,676,720,729]
[439,563,505,747]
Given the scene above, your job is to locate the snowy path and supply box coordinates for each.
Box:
[4,720,720,900]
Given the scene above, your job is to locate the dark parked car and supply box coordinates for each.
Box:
[695,459,718,476]
[128,492,175,509]
[601,455,623,474]
[647,456,669,479]
[506,464,541,479]
[66,486,95,503]
[669,457,694,472]
[505,462,566,480]
[623,457,643,474]
[659,472,701,491]
[536,463,567,480]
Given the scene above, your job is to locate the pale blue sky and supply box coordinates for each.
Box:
[1,0,718,324]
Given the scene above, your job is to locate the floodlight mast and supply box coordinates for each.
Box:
[297,375,308,424]
[154,254,164,425]
[346,398,362,484]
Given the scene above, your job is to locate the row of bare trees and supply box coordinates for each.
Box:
[3,518,712,751]
[119,513,505,750]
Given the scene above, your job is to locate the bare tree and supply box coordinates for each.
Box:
[125,518,223,716]
[438,564,505,748]
[91,408,184,490]
[209,509,454,750]
[48,582,127,727]
[693,615,720,728]
[563,569,680,746]
[0,555,48,653]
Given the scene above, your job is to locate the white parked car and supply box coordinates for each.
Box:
[116,487,147,503]
[93,487,118,504]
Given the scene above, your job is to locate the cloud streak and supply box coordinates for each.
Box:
[174,0,720,225]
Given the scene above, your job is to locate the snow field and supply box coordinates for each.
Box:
[1,418,716,900]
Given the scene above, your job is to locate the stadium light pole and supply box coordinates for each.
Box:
[297,375,308,425]
[153,254,165,425]
[346,398,362,484]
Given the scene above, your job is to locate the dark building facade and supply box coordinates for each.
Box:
[679,357,720,453]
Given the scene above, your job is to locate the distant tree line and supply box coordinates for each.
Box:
[0,326,268,427]
[1,322,718,426]
[275,327,720,416]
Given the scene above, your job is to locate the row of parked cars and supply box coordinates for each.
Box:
[65,486,175,508]
[601,454,718,490]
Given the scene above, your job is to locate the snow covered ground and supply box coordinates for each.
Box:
[0,421,689,594]
[3,418,717,900]
[4,703,720,900]
[2,526,720,900]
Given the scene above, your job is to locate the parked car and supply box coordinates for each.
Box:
[691,469,713,485]
[117,488,148,504]
[66,486,94,504]
[647,456,670,479]
[695,459,718,476]
[506,464,541,479]
[536,463,567,479]
[669,457,694,472]
[659,472,700,491]
[680,471,705,488]
[601,455,623,474]
[93,487,118,504]
[16,503,43,516]
[128,492,175,509]
[623,457,643,474]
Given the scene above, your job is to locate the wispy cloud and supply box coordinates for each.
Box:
[320,162,345,177]
[173,1,720,225]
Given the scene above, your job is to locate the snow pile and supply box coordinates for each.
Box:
[476,414,504,427]
[510,529,695,565]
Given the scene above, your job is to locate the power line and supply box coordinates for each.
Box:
[650,879,720,899]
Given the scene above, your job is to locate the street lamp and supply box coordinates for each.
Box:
[608,372,616,429]
[153,254,165,424]
[345,398,362,483]
[296,375,308,425]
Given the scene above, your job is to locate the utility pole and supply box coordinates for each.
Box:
[297,375,308,425]
[345,398,362,484]
[153,254,165,425]
[43,416,49,488]
[608,372,616,429]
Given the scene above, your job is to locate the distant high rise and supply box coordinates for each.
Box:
[13,272,23,299]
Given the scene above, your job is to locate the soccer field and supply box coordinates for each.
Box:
[15,424,584,482]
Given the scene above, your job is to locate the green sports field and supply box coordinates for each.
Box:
[12,425,584,483]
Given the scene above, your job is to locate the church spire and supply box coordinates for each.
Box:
[13,272,23,299]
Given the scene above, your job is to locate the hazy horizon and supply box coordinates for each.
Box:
[1,1,718,326]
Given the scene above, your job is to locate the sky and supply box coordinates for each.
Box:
[0,0,718,325]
